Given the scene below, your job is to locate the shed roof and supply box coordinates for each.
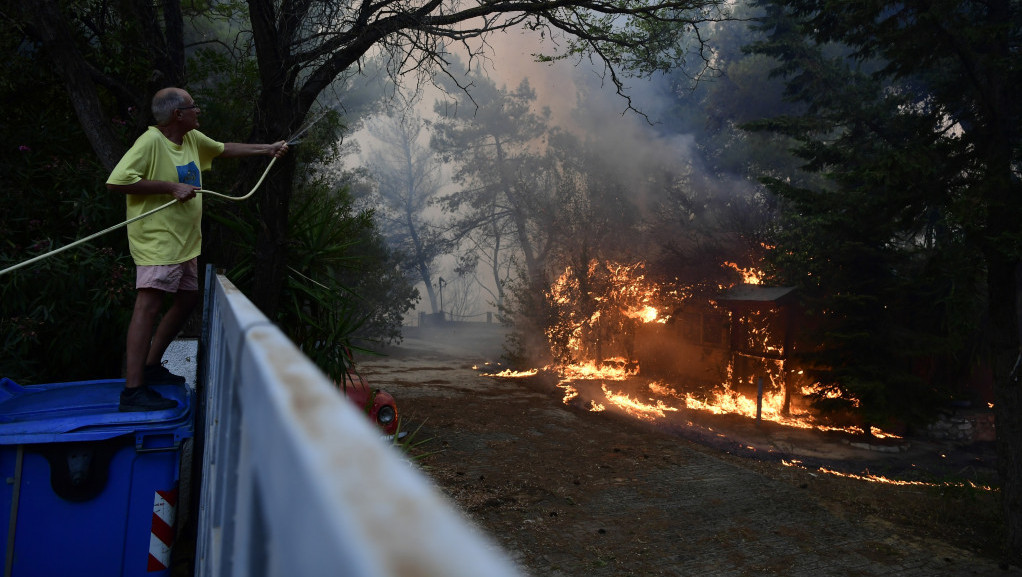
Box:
[718,285,797,304]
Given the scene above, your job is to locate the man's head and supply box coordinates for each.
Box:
[152,88,200,130]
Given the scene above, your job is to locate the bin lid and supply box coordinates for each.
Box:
[0,378,192,444]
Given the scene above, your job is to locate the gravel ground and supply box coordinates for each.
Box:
[358,324,1018,577]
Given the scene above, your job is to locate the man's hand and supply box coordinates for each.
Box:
[169,182,200,202]
[270,141,289,158]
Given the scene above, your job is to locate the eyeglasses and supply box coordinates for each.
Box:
[177,104,200,110]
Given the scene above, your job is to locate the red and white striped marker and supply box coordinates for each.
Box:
[148,488,178,572]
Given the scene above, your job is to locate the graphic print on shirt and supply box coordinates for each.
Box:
[177,161,201,187]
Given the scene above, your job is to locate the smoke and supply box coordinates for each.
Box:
[477,28,739,219]
[483,28,689,146]
[349,22,764,323]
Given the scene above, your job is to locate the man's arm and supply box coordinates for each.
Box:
[220,141,289,159]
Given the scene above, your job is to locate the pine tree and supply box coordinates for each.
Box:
[747,0,1022,562]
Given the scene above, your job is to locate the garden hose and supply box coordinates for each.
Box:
[0,98,342,278]
[0,156,278,278]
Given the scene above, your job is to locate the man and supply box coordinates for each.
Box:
[107,87,288,411]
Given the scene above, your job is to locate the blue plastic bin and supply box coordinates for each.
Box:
[0,378,192,577]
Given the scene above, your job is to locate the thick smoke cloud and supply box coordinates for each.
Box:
[353,25,759,322]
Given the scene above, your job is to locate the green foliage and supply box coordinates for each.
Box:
[542,2,729,79]
[0,6,413,387]
[210,174,417,382]
[0,47,134,383]
[1,244,134,384]
[189,40,416,381]
[742,0,1006,427]
[186,43,271,146]
[389,417,440,462]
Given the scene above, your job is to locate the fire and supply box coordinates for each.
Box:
[624,305,661,323]
[616,378,825,433]
[683,384,800,422]
[482,368,539,378]
[557,358,636,381]
[543,357,896,441]
[543,259,832,432]
[599,384,679,420]
[545,260,669,369]
[782,460,995,491]
[571,374,901,439]
[485,258,909,455]
[723,262,763,285]
[560,384,579,404]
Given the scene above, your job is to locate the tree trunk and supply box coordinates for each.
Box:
[420,269,440,314]
[246,97,299,318]
[981,42,1022,557]
[488,227,506,311]
[29,0,126,171]
[250,170,288,317]
[987,255,1022,565]
[407,214,439,313]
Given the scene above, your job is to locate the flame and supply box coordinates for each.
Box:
[542,362,900,439]
[557,359,637,381]
[739,310,785,355]
[560,384,579,404]
[599,384,680,420]
[681,381,899,438]
[782,459,995,491]
[723,262,763,284]
[482,368,539,378]
[490,258,906,446]
[624,305,662,323]
[681,383,821,431]
[545,260,670,369]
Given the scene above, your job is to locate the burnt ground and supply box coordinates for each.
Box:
[358,324,1019,577]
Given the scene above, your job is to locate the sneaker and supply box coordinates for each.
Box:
[144,363,187,385]
[119,386,178,412]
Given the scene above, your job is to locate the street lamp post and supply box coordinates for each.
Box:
[438,276,446,321]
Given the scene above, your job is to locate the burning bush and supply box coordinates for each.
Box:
[544,260,673,367]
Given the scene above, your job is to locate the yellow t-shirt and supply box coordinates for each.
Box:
[106,126,224,265]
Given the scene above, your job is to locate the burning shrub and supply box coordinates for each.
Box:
[544,260,672,367]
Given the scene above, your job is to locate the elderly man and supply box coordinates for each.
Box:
[107,87,288,411]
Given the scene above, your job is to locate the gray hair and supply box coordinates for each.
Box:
[152,89,187,125]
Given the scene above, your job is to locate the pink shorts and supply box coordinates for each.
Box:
[136,258,199,292]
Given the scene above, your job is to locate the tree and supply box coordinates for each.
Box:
[0,14,136,383]
[12,0,733,319]
[452,215,517,313]
[364,109,449,314]
[209,148,419,380]
[433,75,557,293]
[746,0,1022,562]
[656,4,812,197]
[1,2,414,381]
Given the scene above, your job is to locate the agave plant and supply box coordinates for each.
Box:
[210,180,377,381]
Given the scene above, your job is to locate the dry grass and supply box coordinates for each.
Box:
[717,448,1009,564]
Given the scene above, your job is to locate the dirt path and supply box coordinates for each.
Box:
[359,324,1017,577]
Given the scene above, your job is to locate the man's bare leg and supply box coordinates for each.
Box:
[121,288,181,411]
[125,288,165,389]
[145,289,200,369]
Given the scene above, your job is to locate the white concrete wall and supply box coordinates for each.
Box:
[193,274,522,577]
